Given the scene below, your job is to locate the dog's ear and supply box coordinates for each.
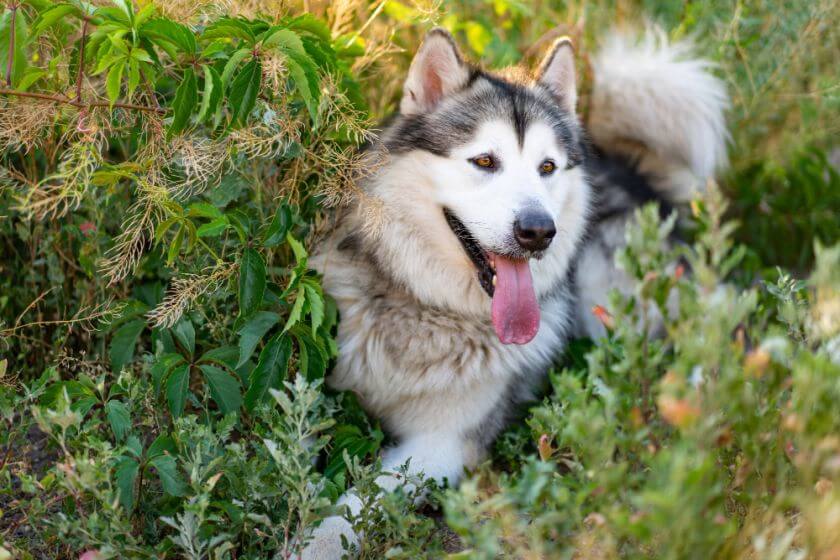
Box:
[536,37,577,114]
[400,28,470,115]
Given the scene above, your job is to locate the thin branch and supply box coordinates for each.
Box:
[75,17,90,102]
[5,2,18,87]
[0,88,166,114]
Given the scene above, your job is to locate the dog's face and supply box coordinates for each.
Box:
[370,30,590,344]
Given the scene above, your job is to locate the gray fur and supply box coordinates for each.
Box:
[297,28,729,560]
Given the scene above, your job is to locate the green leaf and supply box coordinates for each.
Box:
[187,202,223,219]
[304,283,324,332]
[115,457,139,511]
[0,10,29,88]
[325,425,380,480]
[169,67,197,136]
[244,334,291,411]
[150,353,184,395]
[34,4,80,35]
[197,64,223,123]
[262,204,292,247]
[105,400,131,442]
[220,47,251,87]
[140,18,196,53]
[238,248,266,318]
[283,287,306,332]
[165,364,190,418]
[236,311,280,368]
[286,233,308,263]
[262,27,305,51]
[16,68,46,91]
[196,216,229,237]
[171,319,195,357]
[126,56,140,97]
[228,59,262,126]
[149,454,187,497]
[109,319,145,372]
[147,434,176,459]
[167,224,185,264]
[286,14,332,43]
[200,364,242,414]
[202,17,256,43]
[293,328,328,381]
[199,346,240,369]
[105,60,125,105]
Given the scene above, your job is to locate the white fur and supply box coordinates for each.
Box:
[588,30,729,202]
[299,29,593,559]
[304,113,588,560]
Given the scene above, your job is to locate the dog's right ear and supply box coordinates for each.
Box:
[400,28,470,115]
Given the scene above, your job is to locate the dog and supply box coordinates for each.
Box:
[302,28,728,559]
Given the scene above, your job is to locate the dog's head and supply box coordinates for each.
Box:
[367,29,590,345]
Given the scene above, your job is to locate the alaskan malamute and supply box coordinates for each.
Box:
[303,28,728,558]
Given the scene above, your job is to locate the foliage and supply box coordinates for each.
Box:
[0,0,838,559]
[445,191,840,559]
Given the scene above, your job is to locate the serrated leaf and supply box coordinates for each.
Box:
[105,400,131,442]
[220,48,251,87]
[304,283,324,332]
[167,224,184,264]
[150,454,187,497]
[126,56,140,97]
[237,311,280,368]
[200,364,242,414]
[105,60,125,105]
[115,457,139,511]
[109,319,145,373]
[228,59,261,126]
[198,64,223,123]
[141,18,196,53]
[238,248,266,317]
[286,233,307,263]
[293,328,328,381]
[169,67,197,136]
[202,17,256,44]
[165,364,189,418]
[244,334,291,411]
[283,287,306,332]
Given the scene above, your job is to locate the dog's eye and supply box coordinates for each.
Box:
[470,154,496,171]
[539,159,556,176]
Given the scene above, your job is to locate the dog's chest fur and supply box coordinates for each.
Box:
[313,228,572,461]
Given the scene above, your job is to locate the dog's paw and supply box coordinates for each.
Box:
[295,515,358,560]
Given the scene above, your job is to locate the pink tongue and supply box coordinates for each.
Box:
[490,254,540,345]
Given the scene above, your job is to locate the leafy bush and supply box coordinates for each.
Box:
[1,1,838,559]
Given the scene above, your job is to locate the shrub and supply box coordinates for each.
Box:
[1,1,839,559]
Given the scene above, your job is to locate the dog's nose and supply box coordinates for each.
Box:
[514,210,556,252]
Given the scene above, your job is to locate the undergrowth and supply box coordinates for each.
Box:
[0,1,838,559]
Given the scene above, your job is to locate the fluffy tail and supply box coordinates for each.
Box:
[587,30,730,202]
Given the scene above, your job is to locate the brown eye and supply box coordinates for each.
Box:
[540,160,556,176]
[470,154,496,170]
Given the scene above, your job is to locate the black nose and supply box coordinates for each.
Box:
[514,210,556,252]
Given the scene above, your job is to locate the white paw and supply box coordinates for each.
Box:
[296,515,358,560]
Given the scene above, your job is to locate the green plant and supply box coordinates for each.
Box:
[2,1,839,558]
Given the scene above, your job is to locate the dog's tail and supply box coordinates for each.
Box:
[587,30,729,202]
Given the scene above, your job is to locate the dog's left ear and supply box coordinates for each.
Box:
[536,37,577,114]
[401,28,470,115]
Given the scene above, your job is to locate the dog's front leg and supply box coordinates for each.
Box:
[296,431,465,560]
